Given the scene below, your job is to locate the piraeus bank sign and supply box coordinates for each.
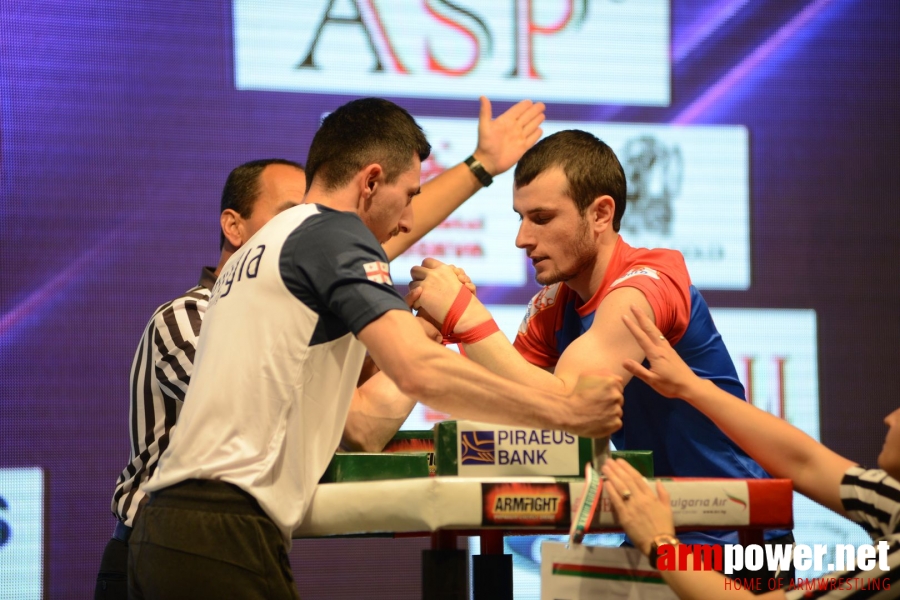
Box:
[233,0,671,106]
[456,424,581,477]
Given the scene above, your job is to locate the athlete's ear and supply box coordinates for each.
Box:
[357,164,383,210]
[588,195,615,233]
[220,209,244,250]
[362,164,383,194]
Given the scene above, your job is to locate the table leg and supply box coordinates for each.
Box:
[422,531,466,600]
[472,531,512,600]
[738,529,764,547]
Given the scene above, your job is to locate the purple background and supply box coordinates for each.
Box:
[1,0,898,596]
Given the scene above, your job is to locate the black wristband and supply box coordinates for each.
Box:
[464,155,493,187]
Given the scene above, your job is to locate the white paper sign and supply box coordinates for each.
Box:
[541,541,677,600]
[456,420,581,477]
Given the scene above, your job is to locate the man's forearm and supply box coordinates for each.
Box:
[681,378,853,514]
[358,310,622,438]
[362,314,569,428]
[343,346,569,451]
[462,333,569,393]
[407,341,570,430]
[342,372,418,452]
[409,351,622,437]
[383,163,482,261]
[435,293,570,393]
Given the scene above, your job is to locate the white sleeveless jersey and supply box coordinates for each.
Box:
[145,203,408,542]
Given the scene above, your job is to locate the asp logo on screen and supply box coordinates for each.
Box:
[234,0,670,106]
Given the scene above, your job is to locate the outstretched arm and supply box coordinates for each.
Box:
[383,97,545,260]
[356,309,625,438]
[342,371,419,452]
[408,259,651,397]
[621,305,855,516]
[344,312,444,451]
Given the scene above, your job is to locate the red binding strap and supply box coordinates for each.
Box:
[441,286,500,351]
[441,286,473,339]
[454,319,500,344]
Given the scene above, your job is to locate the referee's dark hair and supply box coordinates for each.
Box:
[305,97,430,192]
[219,158,305,249]
[514,130,627,232]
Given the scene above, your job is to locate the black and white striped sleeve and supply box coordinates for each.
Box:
[111,286,208,525]
[784,467,900,599]
[841,467,900,536]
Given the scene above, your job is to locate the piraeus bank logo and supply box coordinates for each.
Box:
[460,431,495,465]
[233,0,670,105]
[461,429,577,466]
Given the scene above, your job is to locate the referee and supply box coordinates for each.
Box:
[96,97,548,598]
[95,158,306,599]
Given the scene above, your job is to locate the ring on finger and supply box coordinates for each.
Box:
[621,490,632,501]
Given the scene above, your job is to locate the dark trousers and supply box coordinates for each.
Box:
[128,479,300,600]
[95,534,129,600]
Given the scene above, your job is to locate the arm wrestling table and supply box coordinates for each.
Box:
[293,476,793,600]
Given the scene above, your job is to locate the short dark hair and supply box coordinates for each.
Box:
[514,130,627,231]
[219,158,305,249]
[305,98,430,192]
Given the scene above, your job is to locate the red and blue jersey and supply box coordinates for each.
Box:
[514,238,784,543]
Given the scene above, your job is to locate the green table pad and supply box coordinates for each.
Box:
[320,452,431,483]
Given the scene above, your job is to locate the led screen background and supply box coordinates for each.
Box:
[0,0,898,597]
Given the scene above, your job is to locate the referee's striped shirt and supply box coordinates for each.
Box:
[786,466,900,599]
[111,268,216,526]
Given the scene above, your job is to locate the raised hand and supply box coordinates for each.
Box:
[472,97,545,176]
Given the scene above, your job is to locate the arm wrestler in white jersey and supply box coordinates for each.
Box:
[97,97,546,599]
[127,98,623,599]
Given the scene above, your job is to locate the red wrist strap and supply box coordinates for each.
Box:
[441,287,499,352]
[453,319,500,345]
[441,286,472,339]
